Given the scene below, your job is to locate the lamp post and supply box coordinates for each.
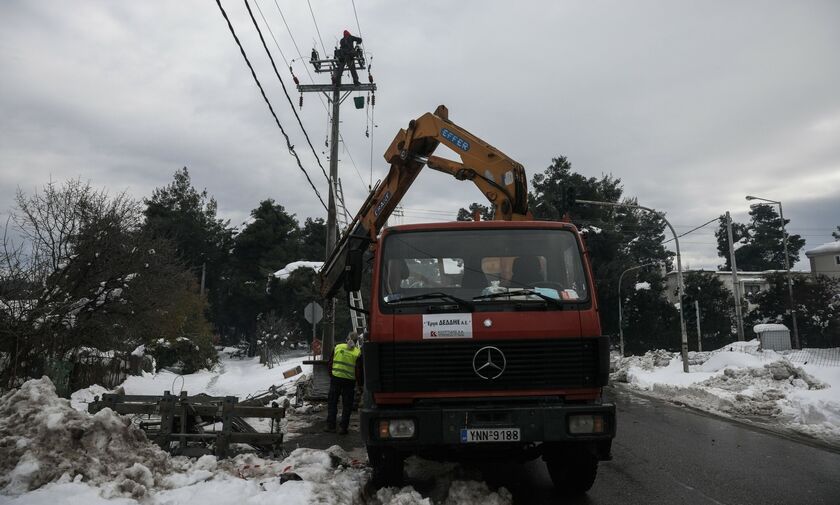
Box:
[745,195,799,348]
[577,199,689,372]
[618,262,660,357]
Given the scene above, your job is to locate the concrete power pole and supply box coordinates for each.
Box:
[726,211,746,341]
[298,48,376,358]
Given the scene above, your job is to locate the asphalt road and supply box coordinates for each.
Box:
[504,388,840,505]
[290,388,840,504]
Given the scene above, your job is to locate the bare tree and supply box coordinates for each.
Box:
[1,179,214,390]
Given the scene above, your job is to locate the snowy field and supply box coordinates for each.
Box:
[2,353,513,504]
[612,340,840,445]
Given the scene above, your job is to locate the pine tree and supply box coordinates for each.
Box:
[715,204,805,271]
[529,157,674,340]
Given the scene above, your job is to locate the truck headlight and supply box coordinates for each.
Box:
[568,414,606,434]
[377,419,415,439]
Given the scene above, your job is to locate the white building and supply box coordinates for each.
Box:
[663,269,808,311]
[804,241,840,279]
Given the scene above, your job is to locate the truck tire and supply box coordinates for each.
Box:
[545,450,598,495]
[367,446,404,487]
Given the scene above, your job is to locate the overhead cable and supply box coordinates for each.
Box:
[214,0,327,211]
[243,0,330,182]
[272,0,368,193]
[253,0,290,68]
[306,0,328,57]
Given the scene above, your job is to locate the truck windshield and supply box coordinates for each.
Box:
[380,228,589,310]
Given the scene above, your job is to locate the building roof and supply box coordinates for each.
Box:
[805,241,840,257]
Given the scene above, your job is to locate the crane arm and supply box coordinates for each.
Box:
[320,105,531,297]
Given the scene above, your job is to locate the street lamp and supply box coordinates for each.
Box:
[745,195,799,348]
[577,199,690,372]
[618,262,660,357]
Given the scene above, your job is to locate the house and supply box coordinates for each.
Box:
[804,241,840,279]
[663,269,809,311]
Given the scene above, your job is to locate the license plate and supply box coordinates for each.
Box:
[460,428,520,443]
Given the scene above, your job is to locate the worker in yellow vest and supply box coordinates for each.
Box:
[325,331,362,434]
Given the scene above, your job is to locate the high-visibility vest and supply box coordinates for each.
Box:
[331,343,361,380]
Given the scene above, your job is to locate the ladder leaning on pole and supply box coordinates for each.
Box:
[335,178,367,335]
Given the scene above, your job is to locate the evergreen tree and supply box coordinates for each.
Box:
[530,157,674,340]
[232,199,300,279]
[833,226,840,240]
[747,273,840,348]
[681,272,737,351]
[715,205,805,271]
[143,167,233,326]
[456,203,493,221]
[298,217,326,260]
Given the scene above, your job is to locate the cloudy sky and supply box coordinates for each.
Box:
[1,0,838,269]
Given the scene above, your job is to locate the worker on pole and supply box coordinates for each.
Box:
[333,29,362,86]
[324,331,362,434]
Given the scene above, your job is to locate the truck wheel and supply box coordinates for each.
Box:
[545,451,598,495]
[367,446,404,487]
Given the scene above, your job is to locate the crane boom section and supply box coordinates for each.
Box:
[320,105,531,297]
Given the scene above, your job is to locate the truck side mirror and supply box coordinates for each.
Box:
[344,249,363,292]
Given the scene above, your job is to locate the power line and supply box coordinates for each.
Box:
[243,0,330,183]
[663,217,719,244]
[252,0,290,68]
[270,0,368,193]
[306,0,328,57]
[214,0,327,211]
[350,0,363,41]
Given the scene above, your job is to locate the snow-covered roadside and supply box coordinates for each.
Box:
[1,376,369,504]
[612,341,840,445]
[3,353,513,504]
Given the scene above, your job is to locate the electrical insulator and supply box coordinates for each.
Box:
[368,73,373,83]
[293,75,299,85]
[289,65,293,73]
[299,95,303,108]
[367,95,370,105]
[371,94,376,106]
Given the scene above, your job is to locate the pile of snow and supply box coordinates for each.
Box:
[612,341,840,444]
[0,377,173,497]
[634,281,651,291]
[0,378,371,503]
[69,384,111,412]
[376,457,512,505]
[753,323,789,333]
[273,261,324,280]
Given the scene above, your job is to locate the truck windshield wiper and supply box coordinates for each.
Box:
[473,289,564,308]
[385,292,474,311]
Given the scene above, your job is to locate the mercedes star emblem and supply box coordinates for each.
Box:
[472,346,506,380]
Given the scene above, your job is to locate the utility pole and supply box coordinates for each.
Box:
[299,47,376,359]
[745,196,799,348]
[694,300,702,352]
[726,211,745,341]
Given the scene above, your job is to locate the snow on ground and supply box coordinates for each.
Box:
[612,340,840,445]
[120,354,311,398]
[3,352,512,504]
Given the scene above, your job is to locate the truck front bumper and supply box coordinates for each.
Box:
[361,400,615,457]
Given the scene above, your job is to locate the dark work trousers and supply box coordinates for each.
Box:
[326,376,356,429]
[333,57,359,85]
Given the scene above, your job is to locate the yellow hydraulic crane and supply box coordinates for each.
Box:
[320,105,532,298]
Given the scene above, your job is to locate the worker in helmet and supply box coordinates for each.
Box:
[333,29,362,86]
[324,331,362,434]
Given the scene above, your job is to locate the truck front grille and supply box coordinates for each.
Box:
[375,338,607,393]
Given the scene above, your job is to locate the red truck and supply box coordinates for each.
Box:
[321,106,614,494]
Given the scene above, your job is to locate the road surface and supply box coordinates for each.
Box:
[508,388,840,504]
[290,388,840,504]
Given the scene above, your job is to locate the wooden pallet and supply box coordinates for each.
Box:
[89,390,288,458]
